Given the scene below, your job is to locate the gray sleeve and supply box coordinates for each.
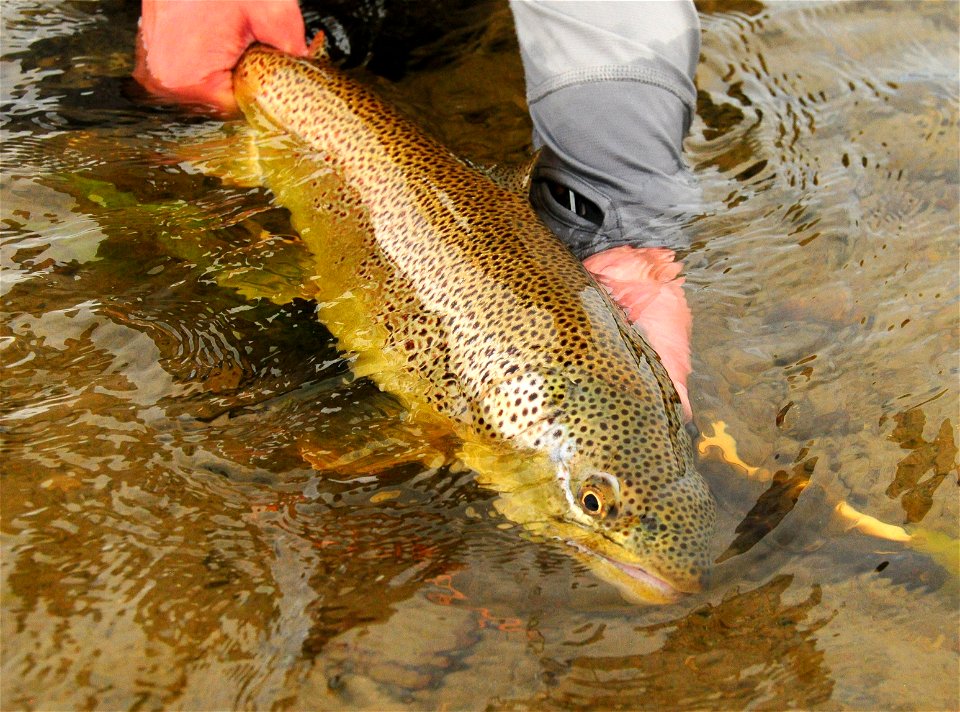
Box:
[509,0,701,259]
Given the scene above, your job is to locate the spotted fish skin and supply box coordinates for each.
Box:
[233,46,716,598]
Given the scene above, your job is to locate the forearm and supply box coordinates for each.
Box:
[510,0,701,258]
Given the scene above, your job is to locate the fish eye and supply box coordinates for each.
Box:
[575,473,620,519]
[579,486,604,516]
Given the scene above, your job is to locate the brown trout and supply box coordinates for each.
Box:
[231,45,716,603]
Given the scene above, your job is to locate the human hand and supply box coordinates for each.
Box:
[584,246,693,420]
[133,0,308,113]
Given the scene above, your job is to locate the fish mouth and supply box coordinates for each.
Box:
[567,541,689,604]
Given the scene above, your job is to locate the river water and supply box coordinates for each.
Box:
[2,1,957,709]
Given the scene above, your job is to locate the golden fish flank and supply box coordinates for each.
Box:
[233,46,716,600]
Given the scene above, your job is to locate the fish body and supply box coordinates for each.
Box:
[232,46,715,601]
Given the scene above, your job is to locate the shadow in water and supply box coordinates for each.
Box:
[493,576,833,710]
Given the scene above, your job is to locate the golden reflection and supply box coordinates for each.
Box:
[834,501,910,543]
[697,420,770,481]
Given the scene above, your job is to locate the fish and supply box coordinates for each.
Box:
[229,44,716,603]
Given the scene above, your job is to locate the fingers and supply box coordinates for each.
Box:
[246,0,309,57]
[133,0,307,113]
[161,73,239,114]
[584,246,694,420]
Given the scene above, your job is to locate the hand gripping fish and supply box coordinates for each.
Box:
[231,44,716,603]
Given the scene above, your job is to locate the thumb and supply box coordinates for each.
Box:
[246,0,308,56]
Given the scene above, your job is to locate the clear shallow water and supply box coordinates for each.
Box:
[1,1,957,710]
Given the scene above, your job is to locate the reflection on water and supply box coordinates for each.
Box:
[494,576,834,710]
[1,0,957,709]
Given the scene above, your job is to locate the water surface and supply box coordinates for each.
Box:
[2,1,958,709]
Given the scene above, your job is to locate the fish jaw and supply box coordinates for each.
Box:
[548,433,716,601]
[558,492,710,603]
[465,440,710,604]
[567,542,684,605]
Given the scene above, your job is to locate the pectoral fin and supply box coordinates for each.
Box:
[214,232,320,304]
[179,122,266,188]
[471,149,541,196]
[299,393,459,476]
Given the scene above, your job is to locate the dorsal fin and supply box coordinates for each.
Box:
[473,148,541,195]
[308,31,328,61]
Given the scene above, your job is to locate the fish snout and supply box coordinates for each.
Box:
[633,470,716,593]
[577,476,716,600]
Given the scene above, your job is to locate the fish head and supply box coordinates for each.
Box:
[469,365,716,604]
[548,363,716,602]
[558,436,716,603]
[485,364,717,604]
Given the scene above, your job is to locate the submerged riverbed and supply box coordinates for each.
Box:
[2,1,958,709]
